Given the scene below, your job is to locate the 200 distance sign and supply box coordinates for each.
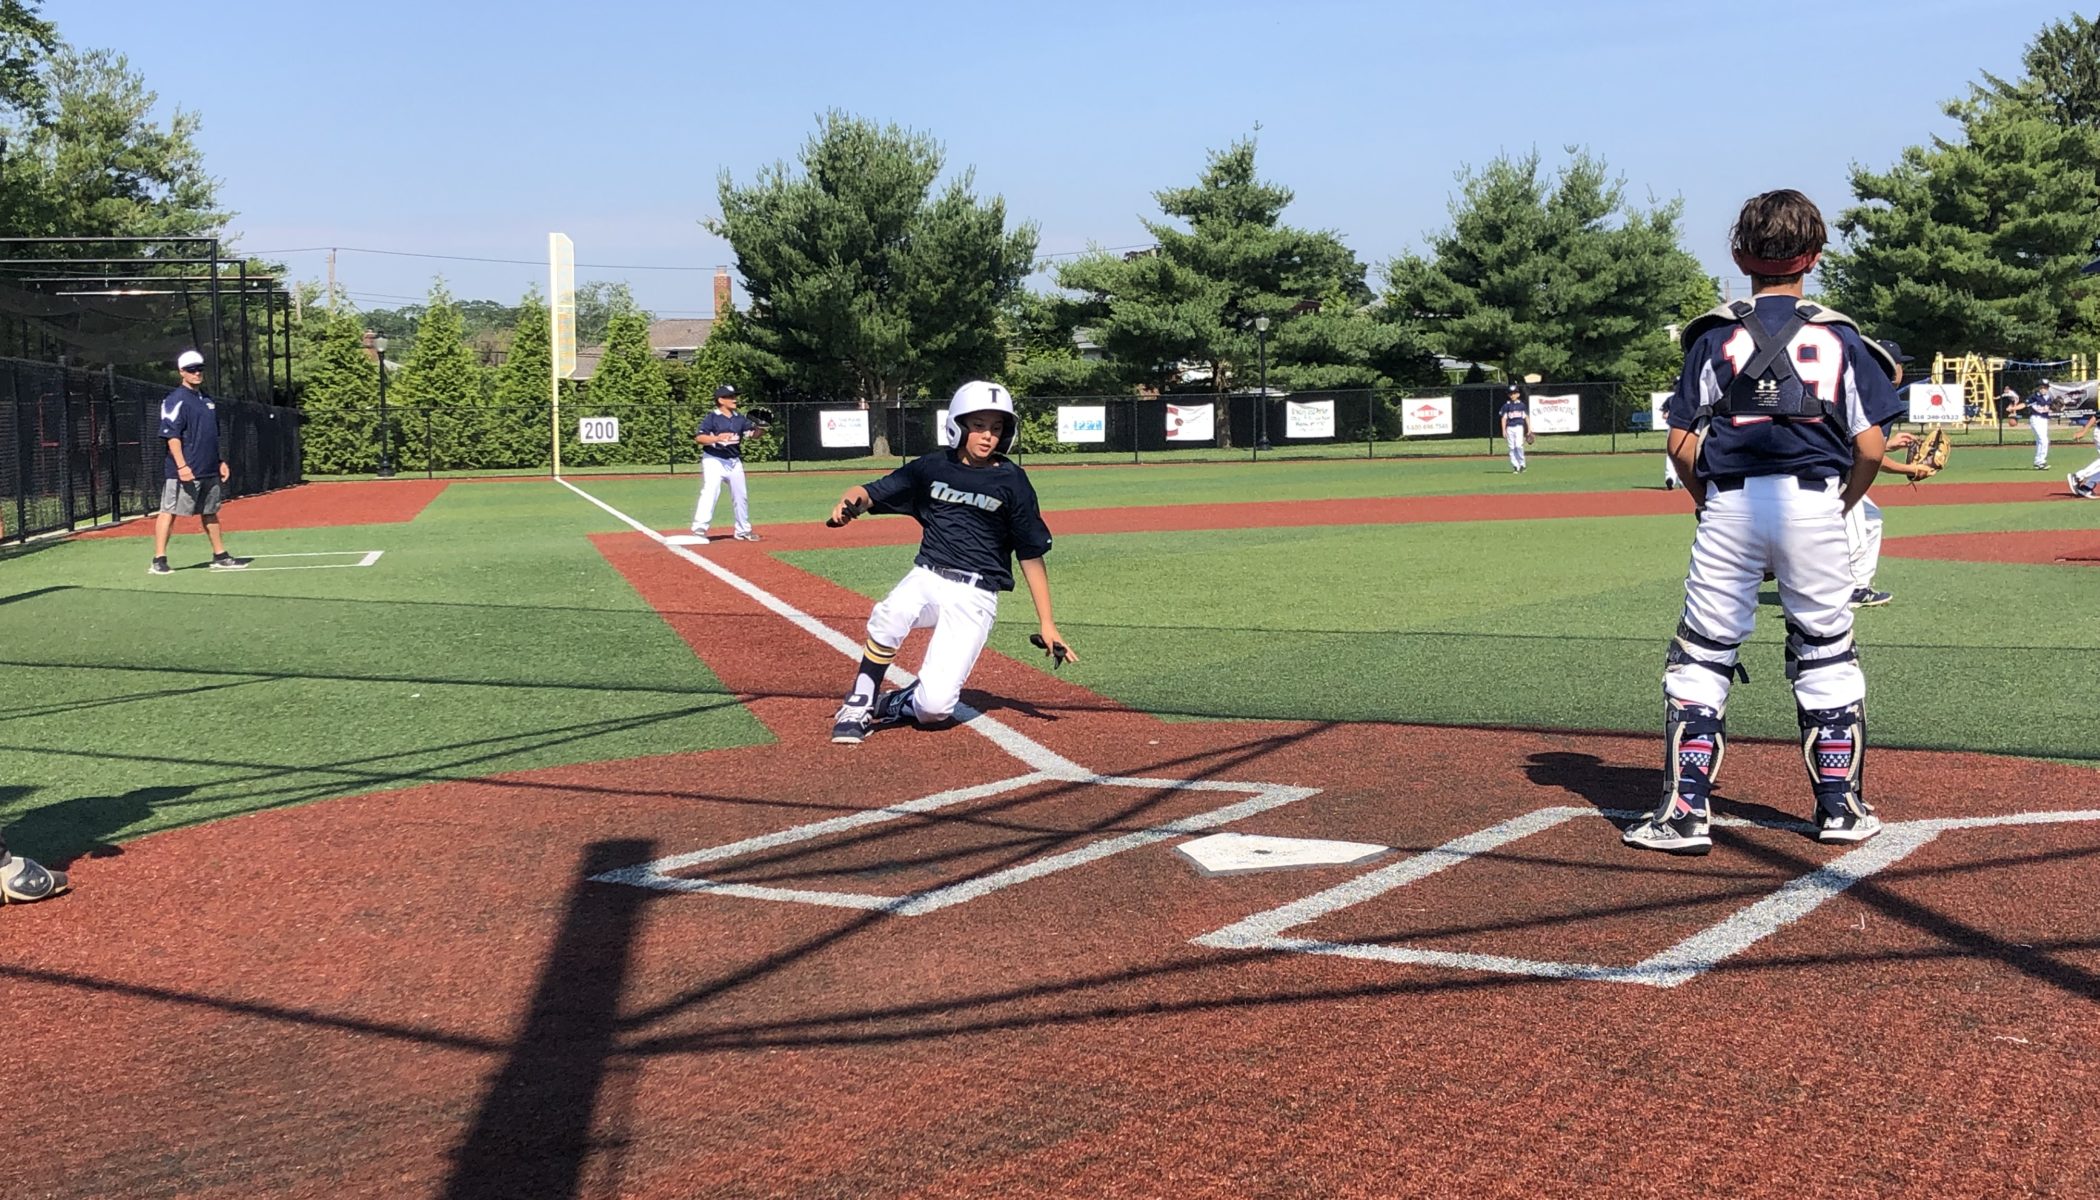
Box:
[578,416,622,444]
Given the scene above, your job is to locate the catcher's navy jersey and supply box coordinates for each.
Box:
[862,450,1052,591]
[1666,296,1900,483]
[696,411,761,460]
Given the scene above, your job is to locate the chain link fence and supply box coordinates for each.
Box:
[2,356,303,542]
[312,385,1685,477]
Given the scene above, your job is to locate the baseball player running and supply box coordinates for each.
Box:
[1500,385,1532,473]
[2068,404,2100,498]
[0,833,66,905]
[690,384,764,543]
[1842,340,1939,607]
[827,381,1077,743]
[1626,189,1902,857]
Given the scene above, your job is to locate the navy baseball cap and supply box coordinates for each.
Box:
[714,384,738,400]
[1875,340,1913,364]
[2084,256,2099,275]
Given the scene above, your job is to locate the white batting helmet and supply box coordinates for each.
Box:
[945,380,1016,454]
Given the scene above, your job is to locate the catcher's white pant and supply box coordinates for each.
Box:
[1668,476,1864,713]
[2072,451,2100,492]
[1843,492,1882,590]
[692,456,751,535]
[1506,434,1527,471]
[867,566,1000,722]
[2031,415,2051,466]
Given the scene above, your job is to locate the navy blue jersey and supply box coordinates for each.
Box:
[1500,400,1527,431]
[1665,296,1901,482]
[862,450,1053,591]
[696,411,761,460]
[157,386,220,480]
[2025,389,2053,417]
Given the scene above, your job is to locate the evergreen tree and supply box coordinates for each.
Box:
[711,111,1037,417]
[488,289,552,470]
[568,309,667,467]
[393,280,484,471]
[294,307,383,475]
[1825,15,2100,358]
[1053,138,1433,398]
[1384,149,1713,384]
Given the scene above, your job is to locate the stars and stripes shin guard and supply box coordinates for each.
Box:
[1799,700,1867,820]
[1663,699,1726,817]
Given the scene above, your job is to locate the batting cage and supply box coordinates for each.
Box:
[0,236,302,541]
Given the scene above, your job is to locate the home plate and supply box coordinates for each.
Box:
[1176,832,1391,877]
[666,535,710,546]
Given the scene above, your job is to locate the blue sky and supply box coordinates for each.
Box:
[57,0,2080,318]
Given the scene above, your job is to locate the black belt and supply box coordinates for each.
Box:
[921,562,998,592]
[1709,472,1835,492]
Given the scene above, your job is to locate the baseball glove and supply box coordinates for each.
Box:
[1907,426,1950,477]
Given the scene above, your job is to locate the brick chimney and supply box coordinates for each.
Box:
[714,266,733,316]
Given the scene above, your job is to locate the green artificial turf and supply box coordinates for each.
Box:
[0,482,768,863]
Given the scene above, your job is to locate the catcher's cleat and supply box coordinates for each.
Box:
[0,854,69,904]
[732,531,762,542]
[1849,588,1892,608]
[869,682,920,731]
[1623,801,1712,856]
[1817,807,1883,844]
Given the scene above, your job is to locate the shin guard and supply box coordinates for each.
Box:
[1662,698,1727,817]
[1799,700,1868,821]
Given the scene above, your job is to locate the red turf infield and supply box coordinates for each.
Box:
[11,484,2100,1199]
[75,479,447,538]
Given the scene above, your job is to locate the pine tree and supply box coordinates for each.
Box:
[567,310,668,467]
[393,280,485,470]
[488,289,552,470]
[1824,15,2100,358]
[294,307,383,475]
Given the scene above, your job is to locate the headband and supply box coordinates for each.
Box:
[1732,248,1820,277]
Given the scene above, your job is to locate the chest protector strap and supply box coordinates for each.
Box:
[1681,300,1895,426]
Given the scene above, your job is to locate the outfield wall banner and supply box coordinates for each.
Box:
[1401,396,1453,437]
[1058,405,1107,443]
[1907,382,1964,424]
[1529,393,1581,434]
[819,409,870,448]
[1285,399,1334,439]
[1650,391,1672,429]
[936,405,954,447]
[1165,403,1214,442]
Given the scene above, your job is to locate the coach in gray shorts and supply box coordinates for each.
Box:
[149,350,249,574]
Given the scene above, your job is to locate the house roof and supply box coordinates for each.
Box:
[649,318,714,352]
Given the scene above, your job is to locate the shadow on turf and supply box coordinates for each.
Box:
[1522,750,1803,831]
[0,783,202,868]
[444,838,656,1200]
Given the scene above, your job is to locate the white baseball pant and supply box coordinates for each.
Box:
[867,566,1000,722]
[1667,476,1864,714]
[1506,432,1527,471]
[692,455,751,535]
[2031,414,2051,467]
[1843,492,1882,590]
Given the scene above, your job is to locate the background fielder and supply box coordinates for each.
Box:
[1500,384,1532,473]
[1628,189,1901,857]
[827,381,1076,743]
[690,384,764,543]
[1841,340,1938,608]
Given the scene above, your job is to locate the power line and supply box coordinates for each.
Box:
[244,245,725,272]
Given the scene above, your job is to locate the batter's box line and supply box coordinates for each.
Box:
[1194,805,2100,988]
[592,771,1321,916]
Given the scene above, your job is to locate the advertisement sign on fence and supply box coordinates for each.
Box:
[1058,406,1106,443]
[1649,391,1672,431]
[1401,396,1453,437]
[1165,403,1214,443]
[1285,399,1334,439]
[1529,393,1581,434]
[577,416,620,444]
[820,409,870,448]
[1907,382,1964,424]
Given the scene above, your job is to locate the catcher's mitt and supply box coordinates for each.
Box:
[1907,427,1950,477]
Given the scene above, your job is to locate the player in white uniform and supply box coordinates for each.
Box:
[2016,382,2055,469]
[827,382,1077,743]
[1625,190,1901,857]
[2067,403,2100,498]
[1842,340,1939,607]
[1500,386,1531,473]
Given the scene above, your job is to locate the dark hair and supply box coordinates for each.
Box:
[1730,189,1826,287]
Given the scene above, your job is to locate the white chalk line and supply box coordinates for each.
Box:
[1196,806,2100,988]
[556,477,1324,908]
[233,550,385,571]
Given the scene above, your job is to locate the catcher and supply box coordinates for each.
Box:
[1843,341,1946,608]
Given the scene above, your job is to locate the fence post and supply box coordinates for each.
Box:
[424,410,434,480]
[7,363,23,539]
[58,365,75,531]
[107,366,121,520]
[782,400,794,471]
[1365,391,1374,459]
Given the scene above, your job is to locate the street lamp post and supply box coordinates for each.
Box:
[1254,316,1272,452]
[374,334,395,478]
